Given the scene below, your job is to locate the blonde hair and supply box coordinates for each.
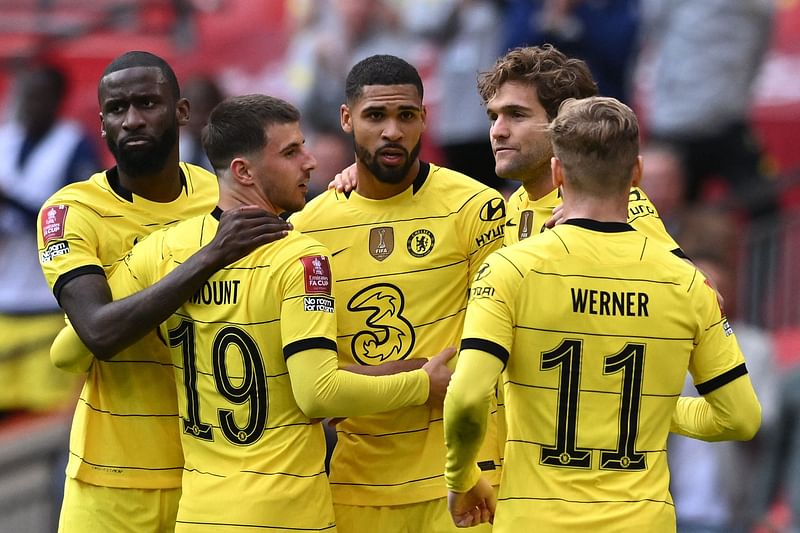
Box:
[549,97,639,196]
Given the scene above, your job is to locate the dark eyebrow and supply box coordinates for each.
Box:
[487,104,530,116]
[362,104,421,114]
[279,140,303,155]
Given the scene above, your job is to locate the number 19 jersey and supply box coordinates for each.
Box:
[113,211,340,531]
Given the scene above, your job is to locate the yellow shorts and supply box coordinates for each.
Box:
[335,497,493,533]
[58,477,181,533]
[0,313,80,411]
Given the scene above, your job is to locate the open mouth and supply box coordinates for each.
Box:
[378,149,405,166]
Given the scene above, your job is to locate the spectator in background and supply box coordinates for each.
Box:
[399,0,506,193]
[291,0,414,135]
[179,74,224,171]
[0,63,100,415]
[667,208,780,532]
[638,0,777,219]
[282,0,416,196]
[640,140,688,236]
[502,0,640,103]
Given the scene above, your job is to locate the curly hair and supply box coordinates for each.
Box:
[477,45,598,120]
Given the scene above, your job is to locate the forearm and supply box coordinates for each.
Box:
[444,348,502,492]
[343,358,426,376]
[671,375,762,441]
[50,322,93,373]
[61,248,219,359]
[288,348,429,419]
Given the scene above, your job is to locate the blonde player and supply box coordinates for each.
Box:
[444,97,761,531]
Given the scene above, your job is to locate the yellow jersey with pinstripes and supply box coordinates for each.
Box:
[503,184,679,251]
[113,214,339,531]
[461,219,747,532]
[36,163,218,489]
[290,162,506,506]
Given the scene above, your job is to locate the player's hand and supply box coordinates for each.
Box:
[205,206,291,268]
[422,347,456,408]
[544,203,567,229]
[448,477,496,527]
[328,163,358,193]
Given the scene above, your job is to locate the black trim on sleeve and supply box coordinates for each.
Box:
[283,337,338,360]
[460,338,509,367]
[671,247,689,260]
[53,265,106,304]
[695,363,749,395]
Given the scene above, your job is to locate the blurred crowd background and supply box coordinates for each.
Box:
[0,1,799,531]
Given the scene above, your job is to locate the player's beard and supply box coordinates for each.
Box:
[106,121,179,178]
[354,139,422,185]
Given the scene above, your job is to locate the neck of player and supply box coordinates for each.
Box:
[217,179,281,216]
[559,191,629,223]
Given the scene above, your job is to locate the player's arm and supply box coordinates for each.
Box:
[58,207,290,359]
[444,347,502,527]
[50,319,93,373]
[671,374,761,441]
[671,269,761,441]
[287,345,455,417]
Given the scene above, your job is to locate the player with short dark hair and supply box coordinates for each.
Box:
[37,51,289,532]
[444,96,762,531]
[290,53,505,533]
[82,93,452,531]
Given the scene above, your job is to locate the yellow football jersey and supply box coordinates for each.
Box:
[36,163,218,489]
[112,214,340,530]
[503,184,680,251]
[290,162,506,506]
[459,219,747,532]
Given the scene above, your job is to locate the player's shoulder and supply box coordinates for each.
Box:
[627,186,655,205]
[269,230,331,263]
[41,170,110,206]
[289,189,341,228]
[425,163,505,218]
[180,162,219,197]
[505,184,527,211]
[426,163,501,199]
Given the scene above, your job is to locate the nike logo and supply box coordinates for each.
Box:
[505,220,516,227]
[332,248,350,257]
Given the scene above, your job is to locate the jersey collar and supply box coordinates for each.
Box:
[563,219,634,233]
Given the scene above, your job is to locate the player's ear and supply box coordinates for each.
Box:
[230,157,253,185]
[340,104,353,134]
[98,112,107,138]
[176,97,190,127]
[551,156,564,189]
[631,155,643,188]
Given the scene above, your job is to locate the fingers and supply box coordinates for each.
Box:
[433,346,457,364]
